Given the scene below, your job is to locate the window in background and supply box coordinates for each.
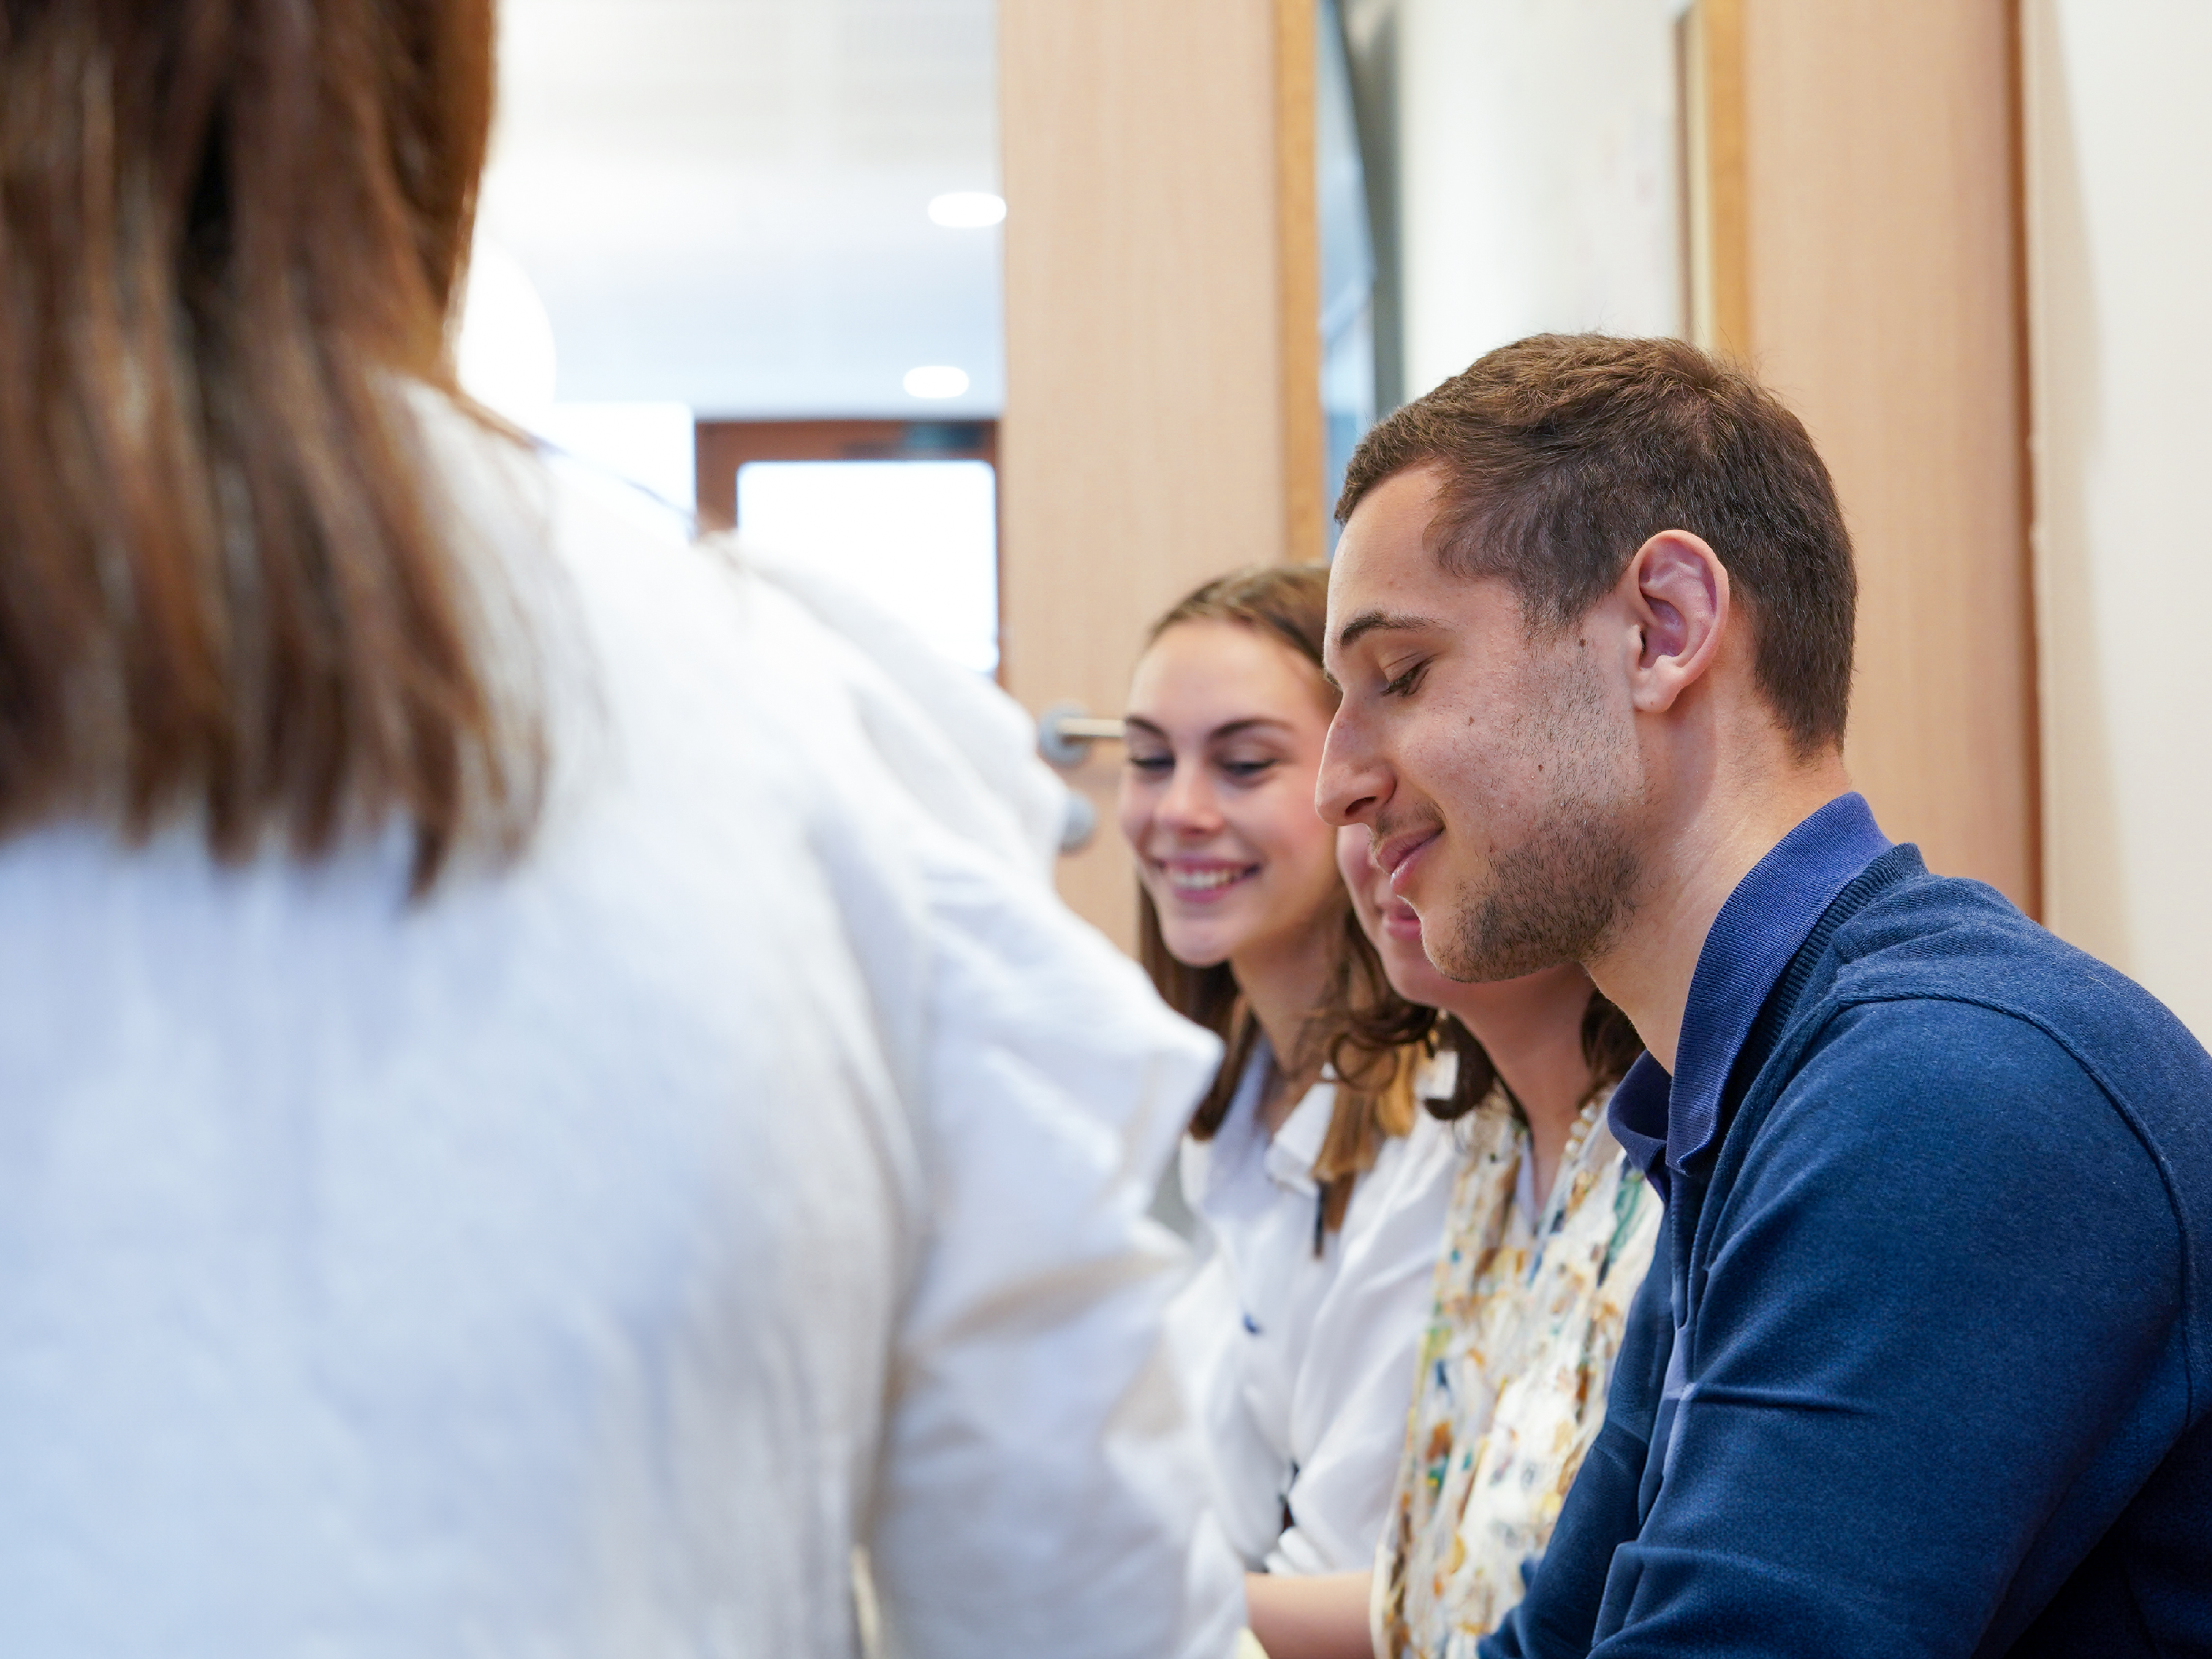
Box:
[736,458,1000,676]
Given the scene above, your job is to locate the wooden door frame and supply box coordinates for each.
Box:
[693,418,999,532]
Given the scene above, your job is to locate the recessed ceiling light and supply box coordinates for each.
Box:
[928,191,1006,229]
[903,366,971,399]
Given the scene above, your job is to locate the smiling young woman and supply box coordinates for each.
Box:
[1118,565,1460,1647]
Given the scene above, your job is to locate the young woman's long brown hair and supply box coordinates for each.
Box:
[0,0,536,893]
[1342,988,1645,1124]
[1135,565,1422,1238]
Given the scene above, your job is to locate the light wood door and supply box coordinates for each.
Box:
[998,0,1323,949]
[1685,0,2039,913]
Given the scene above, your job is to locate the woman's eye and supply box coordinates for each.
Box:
[1125,751,1173,774]
[1218,757,1278,782]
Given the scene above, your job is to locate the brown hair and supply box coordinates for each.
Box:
[1338,333,1856,755]
[1134,565,1422,1239]
[1342,981,1644,1125]
[0,0,534,894]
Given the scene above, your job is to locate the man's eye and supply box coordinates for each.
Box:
[1383,661,1427,697]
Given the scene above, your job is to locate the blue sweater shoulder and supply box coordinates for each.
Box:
[1798,856,2212,1412]
[1484,854,2212,1659]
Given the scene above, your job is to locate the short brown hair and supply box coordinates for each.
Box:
[0,0,532,893]
[1338,334,1856,754]
[1134,565,1420,1241]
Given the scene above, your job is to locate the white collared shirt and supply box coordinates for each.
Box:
[1170,1044,1461,1574]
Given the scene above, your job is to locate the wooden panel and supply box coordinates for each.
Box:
[1689,0,2037,912]
[999,0,1321,950]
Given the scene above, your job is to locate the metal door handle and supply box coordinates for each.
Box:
[1059,789,1099,854]
[1038,702,1126,769]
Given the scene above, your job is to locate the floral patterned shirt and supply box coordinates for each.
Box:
[1373,1081,1662,1657]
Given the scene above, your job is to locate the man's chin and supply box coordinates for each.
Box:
[1424,923,1579,984]
[1428,865,1633,981]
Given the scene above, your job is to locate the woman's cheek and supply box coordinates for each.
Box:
[1115,788,1154,856]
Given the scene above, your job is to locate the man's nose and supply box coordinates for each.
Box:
[1317,708,1386,828]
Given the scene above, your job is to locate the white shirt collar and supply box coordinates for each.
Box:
[1182,1038,1338,1205]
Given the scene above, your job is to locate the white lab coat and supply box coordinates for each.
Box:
[0,401,1244,1659]
[1171,1045,1460,1575]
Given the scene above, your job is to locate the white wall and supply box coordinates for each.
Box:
[1394,0,1685,397]
[2024,0,2212,1037]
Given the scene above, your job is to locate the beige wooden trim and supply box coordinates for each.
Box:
[1276,0,1325,562]
[1683,0,1750,359]
[2002,0,2044,921]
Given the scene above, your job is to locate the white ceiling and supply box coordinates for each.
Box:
[477,0,1003,417]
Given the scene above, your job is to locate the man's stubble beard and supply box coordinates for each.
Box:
[1432,804,1640,981]
[1429,657,1643,984]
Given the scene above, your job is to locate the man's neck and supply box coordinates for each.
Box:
[1589,755,1854,1073]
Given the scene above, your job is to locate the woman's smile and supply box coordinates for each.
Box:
[1156,857,1262,900]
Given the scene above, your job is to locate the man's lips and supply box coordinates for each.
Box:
[1372,827,1439,895]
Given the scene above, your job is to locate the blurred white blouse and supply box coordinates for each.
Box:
[0,402,1243,1659]
[1170,1044,1459,1576]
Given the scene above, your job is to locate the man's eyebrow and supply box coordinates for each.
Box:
[1334,609,1446,651]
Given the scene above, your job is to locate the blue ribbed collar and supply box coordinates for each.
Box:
[1608,793,1892,1203]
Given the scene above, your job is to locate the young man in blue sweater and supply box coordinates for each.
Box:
[1317,333,2212,1656]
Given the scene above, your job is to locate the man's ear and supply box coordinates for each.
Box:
[1620,530,1729,715]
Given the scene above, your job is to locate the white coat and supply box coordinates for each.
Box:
[0,403,1243,1659]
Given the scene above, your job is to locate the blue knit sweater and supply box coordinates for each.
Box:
[1483,835,2212,1657]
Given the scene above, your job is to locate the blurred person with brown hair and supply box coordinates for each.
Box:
[1117,566,1460,1653]
[1319,333,2212,1657]
[0,4,1244,1655]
